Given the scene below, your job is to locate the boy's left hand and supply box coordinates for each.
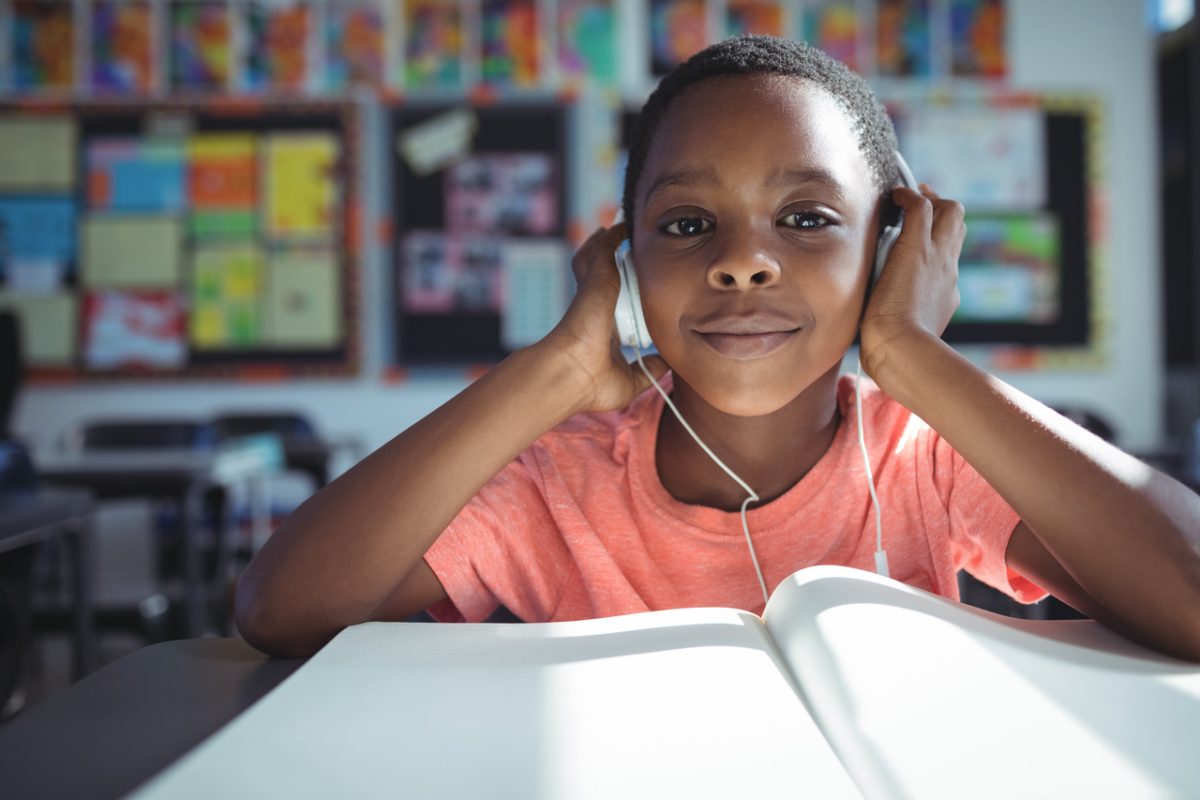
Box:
[859,183,966,378]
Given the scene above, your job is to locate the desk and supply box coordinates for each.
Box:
[36,436,282,637]
[0,487,96,678]
[0,638,301,800]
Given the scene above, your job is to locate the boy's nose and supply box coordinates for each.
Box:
[705,240,782,290]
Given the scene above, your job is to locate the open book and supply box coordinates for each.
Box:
[136,566,1200,799]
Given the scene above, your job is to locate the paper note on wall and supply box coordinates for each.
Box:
[0,196,76,271]
[263,134,338,240]
[190,244,264,348]
[265,249,340,347]
[83,217,183,287]
[0,118,76,191]
[189,133,259,240]
[501,240,567,349]
[82,290,187,369]
[0,292,77,365]
[87,138,187,213]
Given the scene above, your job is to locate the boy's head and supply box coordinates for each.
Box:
[622,35,900,235]
[621,36,903,418]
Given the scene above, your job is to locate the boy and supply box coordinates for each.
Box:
[236,36,1200,661]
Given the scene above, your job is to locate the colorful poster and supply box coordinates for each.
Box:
[445,153,557,235]
[403,0,464,90]
[650,0,708,76]
[801,0,860,73]
[82,290,187,369]
[557,0,616,85]
[950,0,1007,78]
[956,214,1059,324]
[170,1,232,91]
[480,0,540,88]
[242,1,312,92]
[263,133,339,240]
[87,139,187,213]
[91,0,155,93]
[82,217,183,287]
[0,117,76,191]
[401,232,504,312]
[0,292,77,364]
[726,0,784,38]
[0,197,76,276]
[188,133,258,239]
[876,0,932,77]
[326,1,385,89]
[190,244,264,348]
[264,249,341,346]
[899,103,1044,209]
[11,0,75,91]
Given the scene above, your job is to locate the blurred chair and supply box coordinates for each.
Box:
[0,311,21,440]
[52,418,224,641]
[211,411,325,486]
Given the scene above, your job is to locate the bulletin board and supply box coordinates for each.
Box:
[389,101,572,365]
[0,98,360,380]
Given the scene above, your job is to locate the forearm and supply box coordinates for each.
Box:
[236,343,586,646]
[870,330,1200,658]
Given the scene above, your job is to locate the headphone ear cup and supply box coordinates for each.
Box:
[874,224,902,285]
[614,240,653,349]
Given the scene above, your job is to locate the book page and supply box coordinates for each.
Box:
[764,566,1200,799]
[135,608,860,799]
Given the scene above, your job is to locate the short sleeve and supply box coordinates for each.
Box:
[936,437,1048,604]
[423,450,572,622]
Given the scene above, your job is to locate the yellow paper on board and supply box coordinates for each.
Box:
[265,250,340,346]
[0,117,76,190]
[190,244,265,348]
[263,134,338,240]
[0,292,77,364]
[83,217,182,287]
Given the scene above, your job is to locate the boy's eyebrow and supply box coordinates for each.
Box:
[644,165,850,206]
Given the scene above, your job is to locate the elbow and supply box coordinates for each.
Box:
[233,571,331,659]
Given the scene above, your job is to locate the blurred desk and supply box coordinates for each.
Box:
[0,638,301,799]
[0,487,96,678]
[279,434,361,487]
[36,436,282,637]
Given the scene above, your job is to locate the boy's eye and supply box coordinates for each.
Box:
[662,217,712,236]
[779,212,829,230]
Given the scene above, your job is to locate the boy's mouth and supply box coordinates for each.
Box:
[692,312,803,359]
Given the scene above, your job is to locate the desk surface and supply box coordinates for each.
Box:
[0,638,303,800]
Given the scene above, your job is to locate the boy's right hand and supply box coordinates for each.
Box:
[540,223,669,415]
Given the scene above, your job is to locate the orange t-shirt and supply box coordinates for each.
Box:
[424,373,1046,623]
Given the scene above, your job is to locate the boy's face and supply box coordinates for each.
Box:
[632,74,883,417]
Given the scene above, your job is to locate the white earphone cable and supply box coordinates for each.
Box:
[630,348,770,607]
[855,357,889,578]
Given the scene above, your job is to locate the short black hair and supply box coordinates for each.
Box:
[621,35,899,237]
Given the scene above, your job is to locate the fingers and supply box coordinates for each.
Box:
[570,221,628,283]
[891,183,965,249]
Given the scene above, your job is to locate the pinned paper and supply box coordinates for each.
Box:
[404,0,465,90]
[0,292,77,364]
[87,139,187,212]
[0,118,76,191]
[83,217,183,288]
[190,244,264,348]
[650,0,708,75]
[480,0,541,88]
[91,0,155,93]
[0,196,76,268]
[445,153,558,235]
[726,0,785,37]
[397,109,477,177]
[557,0,617,85]
[82,290,187,369]
[12,0,76,91]
[949,0,1007,78]
[325,1,385,89]
[876,0,932,78]
[501,240,567,349]
[263,133,339,240]
[242,1,312,92]
[801,0,862,73]
[169,1,233,91]
[265,249,341,346]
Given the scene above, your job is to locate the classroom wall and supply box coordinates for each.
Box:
[12,0,1167,457]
